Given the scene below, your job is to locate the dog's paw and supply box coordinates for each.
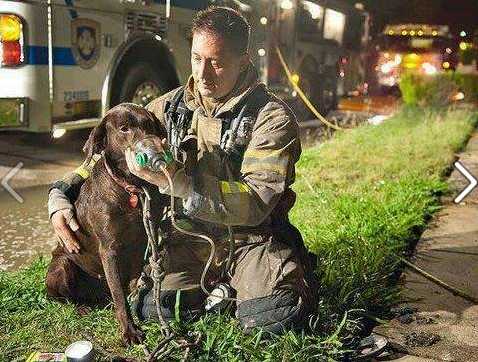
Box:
[122,323,145,346]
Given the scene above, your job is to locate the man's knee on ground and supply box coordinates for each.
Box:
[236,289,309,335]
[134,288,205,322]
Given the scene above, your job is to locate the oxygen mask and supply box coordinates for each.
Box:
[133,136,174,172]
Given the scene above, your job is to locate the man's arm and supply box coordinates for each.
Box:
[48,155,99,217]
[47,155,100,253]
[182,101,300,226]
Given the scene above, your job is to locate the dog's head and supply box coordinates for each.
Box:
[83,103,167,173]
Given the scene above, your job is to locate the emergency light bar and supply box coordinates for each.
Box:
[0,14,25,66]
[384,24,449,37]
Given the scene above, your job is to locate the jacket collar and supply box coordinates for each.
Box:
[183,61,262,118]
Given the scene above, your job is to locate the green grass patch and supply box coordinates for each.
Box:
[291,107,477,315]
[399,72,478,107]
[1,107,477,361]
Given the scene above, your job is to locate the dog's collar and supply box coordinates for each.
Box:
[102,154,144,196]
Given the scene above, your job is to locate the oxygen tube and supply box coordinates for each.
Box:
[158,164,239,304]
[134,142,239,304]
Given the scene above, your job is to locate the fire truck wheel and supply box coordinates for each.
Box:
[319,78,337,116]
[118,62,167,107]
[295,73,321,122]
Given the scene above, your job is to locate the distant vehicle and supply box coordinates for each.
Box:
[372,24,458,90]
[0,0,369,135]
[223,0,370,117]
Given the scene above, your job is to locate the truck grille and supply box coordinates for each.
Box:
[126,12,166,37]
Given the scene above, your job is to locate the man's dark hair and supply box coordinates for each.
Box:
[191,6,250,55]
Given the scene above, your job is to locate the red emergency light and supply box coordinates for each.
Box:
[2,41,22,65]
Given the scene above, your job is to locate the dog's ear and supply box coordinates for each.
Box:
[83,118,107,162]
[147,110,167,137]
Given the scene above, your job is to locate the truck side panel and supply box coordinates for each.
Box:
[50,2,124,123]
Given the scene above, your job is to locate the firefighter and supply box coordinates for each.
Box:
[48,6,317,334]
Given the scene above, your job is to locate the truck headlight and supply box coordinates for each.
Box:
[422,62,437,75]
[380,61,395,74]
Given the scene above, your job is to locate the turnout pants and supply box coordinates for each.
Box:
[134,232,317,334]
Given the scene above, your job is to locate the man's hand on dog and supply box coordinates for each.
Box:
[125,137,178,188]
[51,209,81,253]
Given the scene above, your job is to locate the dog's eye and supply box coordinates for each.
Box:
[119,125,129,133]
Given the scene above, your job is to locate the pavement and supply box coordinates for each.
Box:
[0,130,88,191]
[374,131,478,361]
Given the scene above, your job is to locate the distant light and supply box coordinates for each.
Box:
[53,128,66,139]
[380,61,395,74]
[339,71,345,78]
[258,48,266,57]
[368,114,389,125]
[260,17,268,25]
[422,62,437,75]
[401,30,407,36]
[418,30,424,36]
[394,54,402,64]
[388,30,394,35]
[460,42,468,50]
[410,30,416,36]
[432,30,438,36]
[445,47,452,54]
[154,35,162,41]
[292,90,297,97]
[442,61,450,69]
[324,9,346,39]
[453,92,465,101]
[354,2,364,10]
[303,1,323,20]
[460,31,467,37]
[280,0,293,10]
[291,73,300,84]
[383,76,397,87]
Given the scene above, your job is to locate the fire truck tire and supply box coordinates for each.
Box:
[294,72,321,122]
[319,77,337,115]
[118,62,168,107]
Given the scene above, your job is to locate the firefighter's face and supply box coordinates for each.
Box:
[191,31,248,99]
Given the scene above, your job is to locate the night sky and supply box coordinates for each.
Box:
[344,0,478,37]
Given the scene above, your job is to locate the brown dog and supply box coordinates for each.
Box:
[46,103,168,345]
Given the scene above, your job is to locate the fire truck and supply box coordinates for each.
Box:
[372,24,458,90]
[0,0,368,136]
[225,0,369,118]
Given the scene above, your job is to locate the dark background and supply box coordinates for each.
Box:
[345,0,478,37]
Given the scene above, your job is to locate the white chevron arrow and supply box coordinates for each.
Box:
[1,162,24,203]
[454,161,477,204]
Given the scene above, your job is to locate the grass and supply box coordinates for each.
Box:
[290,106,477,314]
[1,106,477,361]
